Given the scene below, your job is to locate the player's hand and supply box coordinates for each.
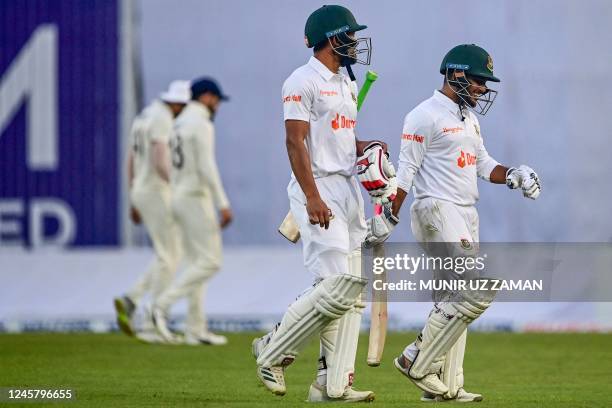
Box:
[220,208,233,229]
[357,142,397,205]
[506,165,541,200]
[306,196,332,229]
[130,206,142,225]
[364,203,399,247]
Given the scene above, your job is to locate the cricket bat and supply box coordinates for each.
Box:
[278,70,379,242]
[367,227,388,366]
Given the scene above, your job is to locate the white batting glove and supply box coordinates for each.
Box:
[356,142,398,205]
[364,203,399,247]
[506,165,541,200]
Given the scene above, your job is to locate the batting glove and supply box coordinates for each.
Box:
[356,142,398,205]
[364,203,399,247]
[506,165,541,200]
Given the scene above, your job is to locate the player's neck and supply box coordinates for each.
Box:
[314,52,341,74]
[440,87,460,105]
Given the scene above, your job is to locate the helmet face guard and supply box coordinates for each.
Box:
[327,30,371,66]
[445,65,497,115]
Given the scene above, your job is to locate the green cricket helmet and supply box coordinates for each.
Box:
[304,5,371,66]
[441,44,500,115]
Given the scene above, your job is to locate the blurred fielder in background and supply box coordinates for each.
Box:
[252,5,396,402]
[365,44,541,402]
[114,80,190,341]
[152,78,233,346]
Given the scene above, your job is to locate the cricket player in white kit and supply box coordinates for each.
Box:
[152,78,233,346]
[114,81,191,339]
[365,44,542,402]
[252,5,396,403]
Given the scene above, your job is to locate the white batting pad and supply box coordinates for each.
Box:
[256,273,366,368]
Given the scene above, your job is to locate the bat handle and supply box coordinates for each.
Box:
[374,204,383,215]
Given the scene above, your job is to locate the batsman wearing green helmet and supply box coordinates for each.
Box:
[365,44,542,402]
[251,4,396,403]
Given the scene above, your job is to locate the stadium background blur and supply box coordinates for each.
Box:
[1,0,612,334]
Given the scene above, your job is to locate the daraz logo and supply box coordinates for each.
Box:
[457,150,476,168]
[331,113,356,130]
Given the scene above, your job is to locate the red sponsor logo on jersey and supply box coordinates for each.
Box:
[331,113,356,130]
[401,133,424,143]
[457,150,477,168]
[283,95,302,103]
[443,127,463,134]
[320,90,338,97]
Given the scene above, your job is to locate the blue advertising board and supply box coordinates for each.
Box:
[0,0,120,247]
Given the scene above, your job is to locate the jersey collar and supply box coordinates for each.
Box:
[308,56,336,82]
[433,90,463,118]
[188,101,212,120]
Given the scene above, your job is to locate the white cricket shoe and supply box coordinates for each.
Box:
[135,330,167,344]
[421,388,483,403]
[307,381,375,403]
[256,366,286,396]
[393,357,449,396]
[184,332,228,346]
[151,307,181,344]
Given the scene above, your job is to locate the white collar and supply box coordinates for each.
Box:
[308,56,337,82]
[432,90,463,117]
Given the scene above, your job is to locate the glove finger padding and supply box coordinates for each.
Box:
[370,177,397,205]
[522,171,541,199]
[506,165,541,200]
[357,142,398,204]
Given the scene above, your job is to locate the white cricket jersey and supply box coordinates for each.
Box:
[130,99,173,190]
[397,90,500,206]
[170,102,230,209]
[282,56,359,178]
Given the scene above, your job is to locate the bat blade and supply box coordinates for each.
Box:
[367,242,388,366]
[278,211,300,243]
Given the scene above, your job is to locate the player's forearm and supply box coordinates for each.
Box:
[152,142,170,182]
[210,172,230,210]
[391,187,408,218]
[286,135,320,200]
[197,154,230,209]
[489,165,509,184]
[127,150,135,189]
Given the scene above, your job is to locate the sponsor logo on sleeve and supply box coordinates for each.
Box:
[283,95,302,103]
[401,133,424,143]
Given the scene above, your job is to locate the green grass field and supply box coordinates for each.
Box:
[1,332,611,407]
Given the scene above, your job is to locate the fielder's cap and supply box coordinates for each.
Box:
[190,77,229,101]
[159,80,191,104]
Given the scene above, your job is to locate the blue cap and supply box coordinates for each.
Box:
[190,77,229,101]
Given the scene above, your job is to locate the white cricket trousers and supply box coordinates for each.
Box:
[129,186,180,304]
[410,197,479,249]
[288,174,367,279]
[157,192,221,336]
